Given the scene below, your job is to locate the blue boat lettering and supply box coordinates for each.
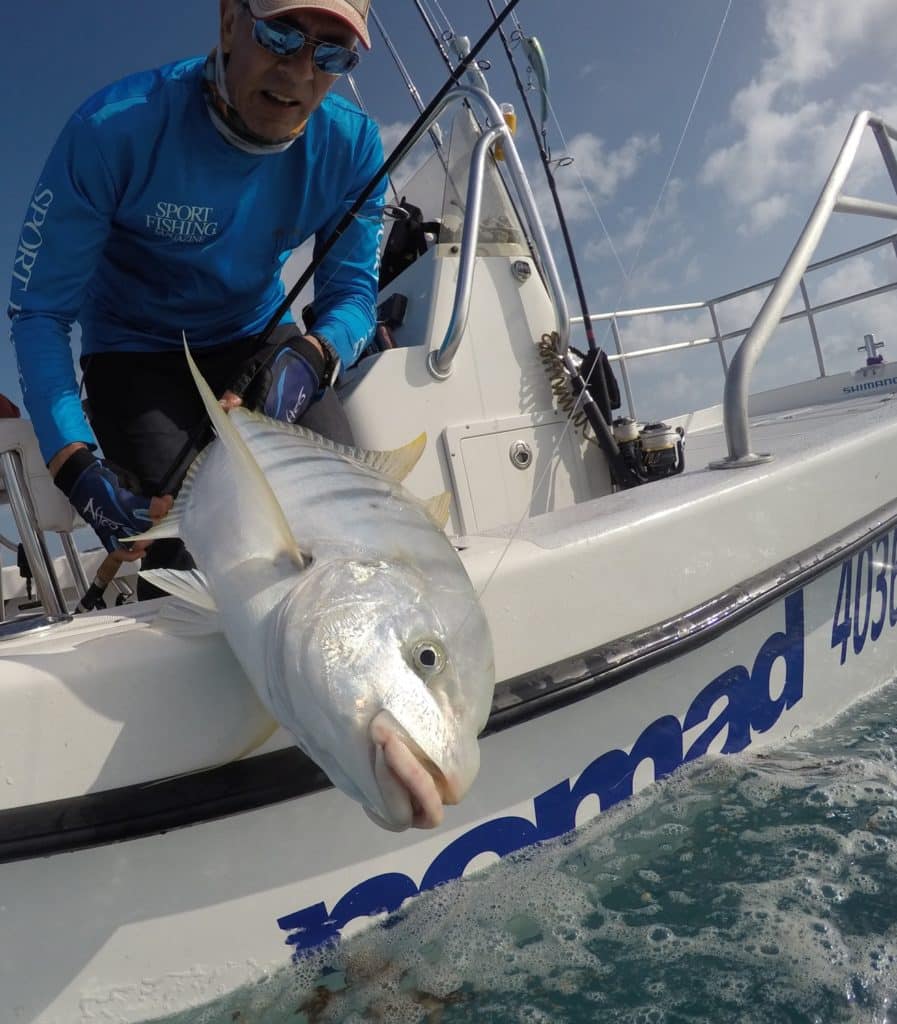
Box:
[831,529,897,665]
[842,376,897,395]
[277,590,805,956]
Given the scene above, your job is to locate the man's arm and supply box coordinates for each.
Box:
[8,111,118,466]
[307,117,387,370]
[9,112,169,557]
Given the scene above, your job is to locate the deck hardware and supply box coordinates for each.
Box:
[509,440,533,469]
[511,259,531,282]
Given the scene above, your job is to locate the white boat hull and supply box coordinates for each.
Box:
[4,528,895,1023]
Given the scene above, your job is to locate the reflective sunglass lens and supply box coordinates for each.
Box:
[252,17,358,75]
[253,20,299,56]
[314,45,359,75]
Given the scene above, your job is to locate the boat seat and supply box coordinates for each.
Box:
[0,418,75,533]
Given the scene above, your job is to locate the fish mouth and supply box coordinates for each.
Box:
[368,710,459,830]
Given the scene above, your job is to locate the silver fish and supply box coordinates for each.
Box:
[134,345,495,831]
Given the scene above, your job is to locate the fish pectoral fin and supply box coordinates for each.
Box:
[421,491,452,530]
[126,512,184,544]
[124,444,212,545]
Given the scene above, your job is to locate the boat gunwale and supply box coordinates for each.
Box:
[1,491,895,865]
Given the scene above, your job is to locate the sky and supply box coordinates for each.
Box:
[3,0,897,446]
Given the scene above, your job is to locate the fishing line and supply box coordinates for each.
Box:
[344,74,401,204]
[527,0,733,351]
[370,7,449,164]
[613,0,733,293]
[483,0,626,471]
[468,0,733,616]
[428,0,455,37]
[415,0,454,62]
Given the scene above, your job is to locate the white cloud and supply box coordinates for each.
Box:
[539,131,661,227]
[740,193,790,236]
[377,119,434,191]
[587,178,686,259]
[700,0,897,233]
[764,0,897,86]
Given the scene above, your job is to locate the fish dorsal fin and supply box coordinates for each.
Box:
[357,431,427,482]
[183,338,306,567]
[235,408,426,483]
[421,491,452,530]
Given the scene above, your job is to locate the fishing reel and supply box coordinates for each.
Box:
[612,418,685,482]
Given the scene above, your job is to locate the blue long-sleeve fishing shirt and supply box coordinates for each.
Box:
[8,58,385,462]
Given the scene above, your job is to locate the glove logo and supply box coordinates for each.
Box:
[80,498,128,535]
[286,385,307,424]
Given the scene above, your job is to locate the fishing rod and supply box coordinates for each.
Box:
[370,7,446,157]
[485,0,603,366]
[155,0,527,497]
[483,0,638,486]
[256,0,524,349]
[410,0,454,71]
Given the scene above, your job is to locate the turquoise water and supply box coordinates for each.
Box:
[161,681,897,1023]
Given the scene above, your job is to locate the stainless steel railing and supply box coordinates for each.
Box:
[384,85,570,379]
[713,111,897,466]
[572,232,897,423]
[0,449,68,621]
[569,112,897,466]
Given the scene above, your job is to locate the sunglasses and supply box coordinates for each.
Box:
[241,3,360,76]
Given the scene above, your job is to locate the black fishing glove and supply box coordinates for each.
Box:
[232,335,327,424]
[54,450,153,553]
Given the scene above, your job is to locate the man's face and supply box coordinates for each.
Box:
[220,1,357,141]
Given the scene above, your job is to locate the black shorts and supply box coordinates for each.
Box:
[81,326,354,585]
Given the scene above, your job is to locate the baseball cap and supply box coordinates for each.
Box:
[247,0,371,49]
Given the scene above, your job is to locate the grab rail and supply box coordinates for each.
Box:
[386,86,569,379]
[0,450,68,621]
[570,232,897,422]
[711,111,897,467]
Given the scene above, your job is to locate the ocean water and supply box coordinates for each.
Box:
[158,681,897,1024]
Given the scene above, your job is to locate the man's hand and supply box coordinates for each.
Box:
[52,448,171,558]
[105,494,173,564]
[221,334,325,422]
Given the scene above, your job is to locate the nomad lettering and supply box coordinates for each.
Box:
[11,186,54,294]
[278,590,805,955]
[146,202,219,243]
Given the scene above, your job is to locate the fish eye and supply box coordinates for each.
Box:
[412,640,446,677]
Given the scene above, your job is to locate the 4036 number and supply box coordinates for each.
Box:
[831,529,897,665]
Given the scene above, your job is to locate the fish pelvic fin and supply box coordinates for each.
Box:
[142,568,217,610]
[183,335,307,568]
[142,568,220,637]
[422,491,452,530]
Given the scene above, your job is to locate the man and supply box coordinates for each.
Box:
[8,0,384,578]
